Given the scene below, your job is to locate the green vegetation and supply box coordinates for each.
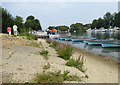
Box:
[57,46,73,60]
[25,33,38,40]
[49,41,57,48]
[34,70,81,83]
[69,23,90,32]
[46,40,73,60]
[40,50,49,60]
[46,40,51,44]
[26,42,41,48]
[24,15,42,31]
[2,7,42,33]
[40,50,49,55]
[91,12,120,29]
[43,63,50,70]
[47,25,69,32]
[2,7,120,33]
[2,7,14,33]
[66,56,86,72]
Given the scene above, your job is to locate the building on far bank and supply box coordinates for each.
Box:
[118,1,120,12]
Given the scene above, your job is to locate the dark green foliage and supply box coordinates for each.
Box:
[47,25,69,31]
[2,7,42,33]
[114,12,120,27]
[14,16,24,33]
[56,26,69,31]
[57,46,73,60]
[26,15,35,20]
[69,23,86,32]
[2,7,14,33]
[66,56,86,72]
[24,15,42,31]
[47,26,56,30]
[90,12,119,29]
[34,70,81,83]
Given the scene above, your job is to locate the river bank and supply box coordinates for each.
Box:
[1,33,118,83]
[53,39,118,83]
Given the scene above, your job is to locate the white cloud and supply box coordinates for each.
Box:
[2,0,119,2]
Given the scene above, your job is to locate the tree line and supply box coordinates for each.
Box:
[47,12,120,33]
[1,7,120,33]
[91,12,120,29]
[1,7,42,33]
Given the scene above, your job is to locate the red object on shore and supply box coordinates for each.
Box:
[52,30,57,32]
[7,27,12,32]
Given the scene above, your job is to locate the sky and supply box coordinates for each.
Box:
[2,0,119,30]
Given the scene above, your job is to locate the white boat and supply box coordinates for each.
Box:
[100,28,107,32]
[113,27,120,31]
[86,28,92,32]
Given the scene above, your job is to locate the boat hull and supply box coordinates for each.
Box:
[72,38,95,42]
[102,44,120,47]
[64,38,71,41]
[88,42,102,45]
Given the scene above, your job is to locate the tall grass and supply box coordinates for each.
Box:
[57,46,73,60]
[66,55,86,72]
[19,32,38,40]
[26,33,38,40]
[46,39,73,60]
[34,70,81,83]
[49,41,57,48]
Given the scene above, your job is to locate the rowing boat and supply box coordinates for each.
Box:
[71,38,96,42]
[101,40,120,47]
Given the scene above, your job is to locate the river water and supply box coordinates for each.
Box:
[56,31,120,59]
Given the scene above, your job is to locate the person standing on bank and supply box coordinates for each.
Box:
[7,27,12,36]
[13,25,18,36]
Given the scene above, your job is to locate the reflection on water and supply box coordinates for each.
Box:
[70,31,120,40]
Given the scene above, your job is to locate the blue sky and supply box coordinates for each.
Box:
[2,1,118,30]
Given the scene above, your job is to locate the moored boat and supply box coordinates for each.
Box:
[71,38,96,42]
[101,40,120,48]
[64,38,71,41]
[56,36,71,41]
[84,40,115,45]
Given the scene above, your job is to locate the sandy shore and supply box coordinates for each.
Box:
[0,34,118,83]
[72,47,118,83]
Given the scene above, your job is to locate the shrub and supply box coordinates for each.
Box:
[34,70,81,83]
[57,46,73,60]
[46,39,51,44]
[34,71,63,83]
[40,50,49,55]
[40,50,49,60]
[49,41,57,48]
[26,33,38,40]
[66,55,86,72]
[43,63,50,70]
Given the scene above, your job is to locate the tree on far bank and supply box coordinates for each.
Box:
[114,12,120,27]
[69,23,87,32]
[24,15,42,31]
